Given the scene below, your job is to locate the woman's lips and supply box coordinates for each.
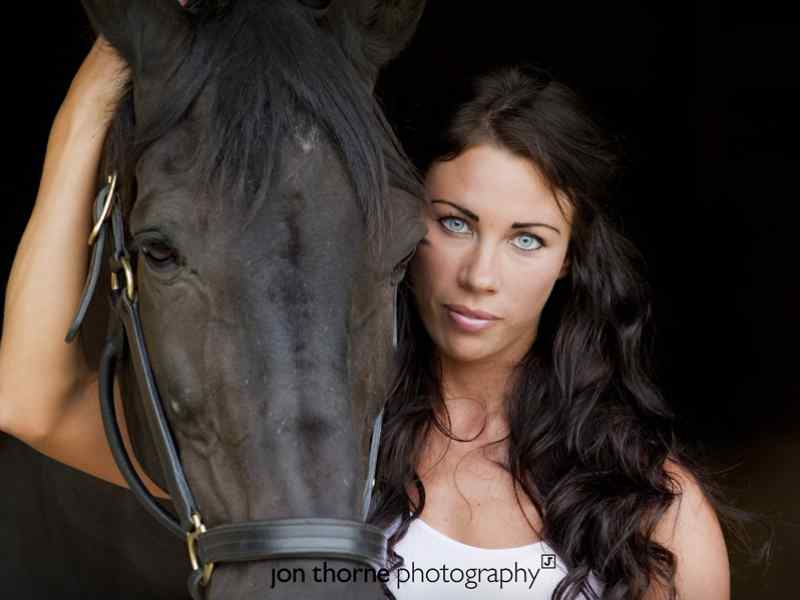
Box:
[445,304,499,320]
[444,306,498,333]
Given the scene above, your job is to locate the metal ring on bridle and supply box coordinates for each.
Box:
[120,255,135,301]
[187,513,215,586]
[110,254,135,302]
[88,173,117,246]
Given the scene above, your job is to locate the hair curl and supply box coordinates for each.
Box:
[368,64,769,599]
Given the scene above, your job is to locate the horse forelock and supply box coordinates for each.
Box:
[107,0,421,267]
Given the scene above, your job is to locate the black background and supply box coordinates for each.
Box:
[1,1,797,597]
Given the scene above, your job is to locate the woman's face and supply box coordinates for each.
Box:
[409,143,573,368]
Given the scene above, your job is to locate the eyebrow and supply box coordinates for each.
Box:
[431,199,562,235]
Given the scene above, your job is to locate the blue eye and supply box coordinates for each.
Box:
[439,216,470,234]
[511,233,543,251]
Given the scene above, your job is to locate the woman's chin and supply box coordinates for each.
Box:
[439,338,498,365]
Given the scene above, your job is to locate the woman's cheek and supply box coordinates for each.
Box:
[510,263,561,320]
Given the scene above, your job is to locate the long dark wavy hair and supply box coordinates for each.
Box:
[368,64,766,599]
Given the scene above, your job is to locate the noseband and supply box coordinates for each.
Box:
[66,175,402,598]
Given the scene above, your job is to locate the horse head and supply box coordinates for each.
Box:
[77,0,426,597]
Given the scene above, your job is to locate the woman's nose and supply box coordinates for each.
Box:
[458,242,499,293]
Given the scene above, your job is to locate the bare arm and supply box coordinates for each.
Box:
[0,37,167,498]
[644,460,730,600]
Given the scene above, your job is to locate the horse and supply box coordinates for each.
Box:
[0,0,427,598]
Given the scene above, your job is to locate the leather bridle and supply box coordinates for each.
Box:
[65,174,405,599]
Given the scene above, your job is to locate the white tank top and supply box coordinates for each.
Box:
[384,517,604,599]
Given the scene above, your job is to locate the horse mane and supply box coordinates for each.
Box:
[102,0,421,260]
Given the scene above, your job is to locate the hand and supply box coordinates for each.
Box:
[59,35,131,128]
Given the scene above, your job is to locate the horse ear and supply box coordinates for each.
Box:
[81,0,191,75]
[327,0,426,88]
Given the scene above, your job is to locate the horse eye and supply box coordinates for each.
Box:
[391,248,416,283]
[141,242,177,269]
[398,248,417,268]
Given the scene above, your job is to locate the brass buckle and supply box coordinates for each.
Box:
[110,254,135,302]
[186,513,215,587]
[88,174,117,247]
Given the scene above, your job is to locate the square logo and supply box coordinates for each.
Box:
[541,554,557,569]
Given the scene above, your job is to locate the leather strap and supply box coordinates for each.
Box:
[361,408,383,519]
[359,278,401,518]
[65,183,112,342]
[110,283,200,532]
[99,323,185,539]
[197,518,386,568]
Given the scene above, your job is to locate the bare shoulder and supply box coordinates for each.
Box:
[644,458,730,600]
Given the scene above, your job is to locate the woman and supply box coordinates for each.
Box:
[367,66,734,600]
[0,36,732,600]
